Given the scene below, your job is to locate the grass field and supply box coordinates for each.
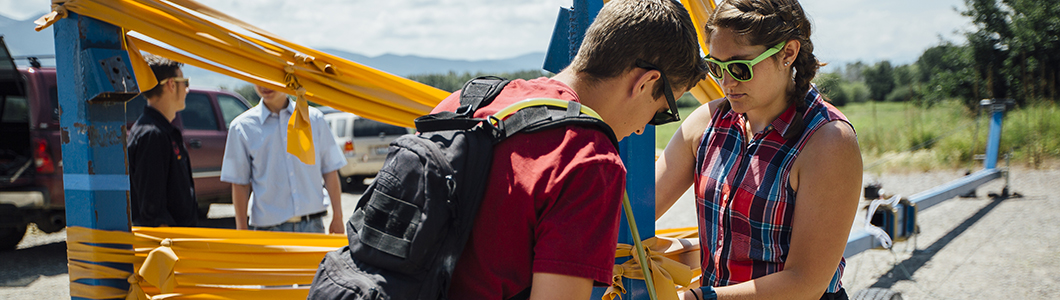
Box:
[653,100,1060,173]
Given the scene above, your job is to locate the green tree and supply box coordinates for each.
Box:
[408,69,553,92]
[962,0,1011,100]
[888,63,919,103]
[844,81,871,104]
[863,61,895,101]
[915,42,979,107]
[842,61,868,82]
[961,0,1060,104]
[1002,0,1060,102]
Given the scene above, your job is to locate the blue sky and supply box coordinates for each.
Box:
[1,0,973,71]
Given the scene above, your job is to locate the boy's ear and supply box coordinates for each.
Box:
[631,68,660,100]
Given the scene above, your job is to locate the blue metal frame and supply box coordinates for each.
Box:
[983,100,1009,169]
[543,0,603,74]
[547,1,655,299]
[54,12,138,300]
[844,98,1010,258]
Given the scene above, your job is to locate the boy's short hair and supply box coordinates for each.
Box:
[569,0,708,97]
[141,54,183,99]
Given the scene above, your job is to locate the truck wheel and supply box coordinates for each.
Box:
[0,225,27,251]
[198,204,212,218]
[851,288,902,300]
[343,176,367,192]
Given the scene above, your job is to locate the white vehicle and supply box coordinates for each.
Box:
[321,108,410,190]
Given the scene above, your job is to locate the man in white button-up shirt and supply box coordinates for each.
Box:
[220,85,347,233]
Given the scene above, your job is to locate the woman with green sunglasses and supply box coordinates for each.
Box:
[655,0,863,300]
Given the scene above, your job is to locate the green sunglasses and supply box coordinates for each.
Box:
[704,41,786,82]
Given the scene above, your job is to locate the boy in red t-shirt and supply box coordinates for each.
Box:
[431,0,709,298]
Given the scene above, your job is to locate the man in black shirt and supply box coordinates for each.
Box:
[127,54,196,227]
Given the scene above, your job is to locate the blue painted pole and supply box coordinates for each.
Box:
[614,128,657,300]
[54,12,140,300]
[545,1,655,299]
[983,101,1005,170]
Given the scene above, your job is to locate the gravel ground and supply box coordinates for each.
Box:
[2,167,1057,299]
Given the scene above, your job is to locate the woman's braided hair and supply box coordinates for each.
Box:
[706,0,819,139]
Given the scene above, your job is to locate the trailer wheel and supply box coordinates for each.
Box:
[851,288,903,300]
[0,225,27,251]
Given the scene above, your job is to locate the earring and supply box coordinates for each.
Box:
[784,61,791,67]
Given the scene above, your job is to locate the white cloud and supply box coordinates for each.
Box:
[802,0,973,68]
[1,0,975,65]
[0,0,49,21]
[192,0,568,60]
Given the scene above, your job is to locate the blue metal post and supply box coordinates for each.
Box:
[546,1,654,299]
[613,128,657,300]
[543,0,603,74]
[55,12,140,299]
[983,100,1006,170]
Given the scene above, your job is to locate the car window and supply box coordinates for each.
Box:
[217,94,249,129]
[334,119,347,138]
[48,85,58,121]
[125,94,146,123]
[181,93,218,130]
[353,118,407,137]
[1,95,28,123]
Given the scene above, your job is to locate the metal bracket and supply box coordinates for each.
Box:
[100,55,135,92]
[83,49,139,103]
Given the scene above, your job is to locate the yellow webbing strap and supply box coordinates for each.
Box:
[66,226,348,300]
[606,227,702,300]
[35,0,450,164]
[66,225,700,299]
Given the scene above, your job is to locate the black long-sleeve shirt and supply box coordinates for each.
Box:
[127,106,197,227]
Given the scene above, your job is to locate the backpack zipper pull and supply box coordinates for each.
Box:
[446,175,458,221]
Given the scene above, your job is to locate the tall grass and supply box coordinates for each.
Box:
[652,100,1060,172]
[1004,100,1060,168]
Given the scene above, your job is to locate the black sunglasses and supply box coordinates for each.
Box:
[635,60,680,126]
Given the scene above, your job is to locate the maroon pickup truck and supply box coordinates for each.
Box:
[0,39,251,249]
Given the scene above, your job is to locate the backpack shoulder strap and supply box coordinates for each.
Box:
[456,76,511,116]
[415,76,511,133]
[493,99,619,148]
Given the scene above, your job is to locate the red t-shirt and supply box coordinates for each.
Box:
[432,78,627,299]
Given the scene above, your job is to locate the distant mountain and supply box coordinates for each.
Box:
[181,51,547,90]
[319,48,546,77]
[0,16,547,89]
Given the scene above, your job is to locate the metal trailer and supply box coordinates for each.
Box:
[843,98,1015,300]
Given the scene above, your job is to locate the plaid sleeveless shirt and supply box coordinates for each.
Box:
[694,87,852,292]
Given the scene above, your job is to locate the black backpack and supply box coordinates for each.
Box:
[307,77,619,300]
